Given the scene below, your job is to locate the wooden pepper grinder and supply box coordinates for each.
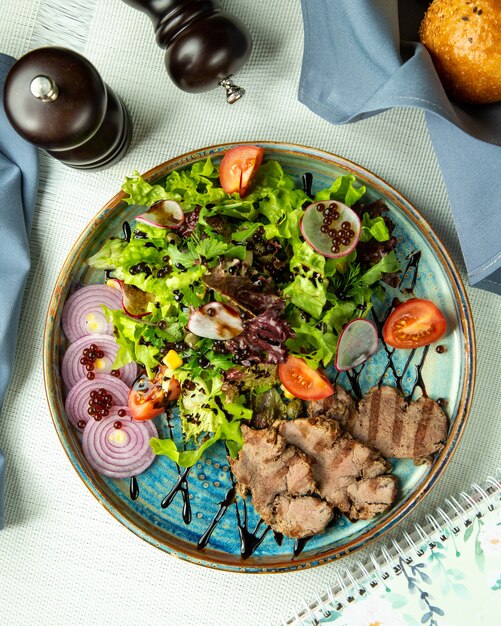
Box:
[122,0,252,103]
[3,47,133,170]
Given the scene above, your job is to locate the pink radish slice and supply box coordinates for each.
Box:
[187,302,244,340]
[65,374,130,429]
[300,201,361,258]
[109,279,153,318]
[136,200,184,229]
[61,334,137,389]
[335,319,378,371]
[82,414,157,478]
[62,285,122,342]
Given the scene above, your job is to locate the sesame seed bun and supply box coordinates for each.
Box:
[419,0,501,104]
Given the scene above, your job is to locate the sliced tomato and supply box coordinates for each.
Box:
[278,356,334,401]
[219,145,264,196]
[383,298,446,349]
[128,369,181,421]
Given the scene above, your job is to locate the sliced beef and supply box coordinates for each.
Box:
[308,384,357,428]
[346,476,398,519]
[278,417,397,521]
[272,495,334,538]
[229,425,334,538]
[351,386,449,460]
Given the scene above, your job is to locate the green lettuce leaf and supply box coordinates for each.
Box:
[361,250,400,285]
[122,171,170,206]
[283,274,326,319]
[150,390,252,467]
[315,174,366,207]
[360,213,390,243]
[103,307,160,377]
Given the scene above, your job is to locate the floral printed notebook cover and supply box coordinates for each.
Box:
[284,472,501,626]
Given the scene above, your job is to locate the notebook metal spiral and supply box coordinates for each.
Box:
[280,471,501,626]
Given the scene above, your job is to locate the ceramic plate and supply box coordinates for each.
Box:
[43,142,475,573]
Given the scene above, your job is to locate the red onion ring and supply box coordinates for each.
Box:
[82,415,158,478]
[62,285,122,342]
[65,374,130,428]
[106,406,131,420]
[61,334,137,389]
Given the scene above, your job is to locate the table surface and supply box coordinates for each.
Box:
[1,1,500,625]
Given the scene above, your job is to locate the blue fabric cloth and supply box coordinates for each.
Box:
[0,53,39,528]
[299,0,501,294]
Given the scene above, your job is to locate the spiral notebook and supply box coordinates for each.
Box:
[281,471,501,626]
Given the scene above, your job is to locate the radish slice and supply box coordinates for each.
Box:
[62,285,122,342]
[335,319,378,371]
[109,279,153,318]
[300,201,361,258]
[187,302,244,340]
[65,374,130,429]
[82,414,157,478]
[136,200,184,229]
[61,334,137,389]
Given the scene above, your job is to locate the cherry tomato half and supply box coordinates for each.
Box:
[278,356,334,401]
[128,368,181,421]
[219,145,264,196]
[383,298,446,349]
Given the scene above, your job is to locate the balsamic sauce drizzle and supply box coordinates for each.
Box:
[273,531,284,546]
[130,476,139,500]
[160,413,192,524]
[345,366,364,401]
[121,221,131,243]
[302,172,313,197]
[197,477,280,559]
[197,487,236,550]
[409,345,430,399]
[235,498,271,560]
[293,537,311,558]
[161,467,192,524]
[399,250,421,293]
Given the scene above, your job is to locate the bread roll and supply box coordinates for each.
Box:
[419,0,501,104]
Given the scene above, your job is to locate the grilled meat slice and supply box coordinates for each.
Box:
[229,425,334,538]
[352,386,448,460]
[278,417,397,521]
[308,384,357,428]
[346,476,398,519]
[272,495,334,538]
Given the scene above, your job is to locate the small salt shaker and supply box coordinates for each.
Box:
[3,47,133,170]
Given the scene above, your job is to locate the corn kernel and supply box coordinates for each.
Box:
[163,349,183,370]
[281,385,296,400]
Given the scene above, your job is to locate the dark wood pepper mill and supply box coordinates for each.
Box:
[122,0,252,103]
[3,47,133,170]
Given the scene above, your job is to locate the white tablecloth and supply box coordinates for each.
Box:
[0,1,500,625]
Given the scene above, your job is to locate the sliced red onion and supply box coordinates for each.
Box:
[62,285,122,342]
[65,374,130,429]
[187,302,244,340]
[106,406,131,420]
[109,278,153,318]
[82,414,158,478]
[61,334,137,389]
[136,200,184,229]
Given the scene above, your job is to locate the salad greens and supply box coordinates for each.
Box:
[88,158,399,466]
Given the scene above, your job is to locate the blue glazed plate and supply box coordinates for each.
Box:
[43,142,475,573]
